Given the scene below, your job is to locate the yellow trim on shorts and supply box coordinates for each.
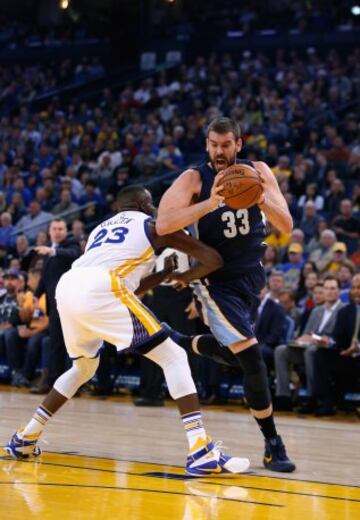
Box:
[110,273,161,335]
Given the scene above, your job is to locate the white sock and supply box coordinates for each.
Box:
[181,411,207,451]
[19,405,53,438]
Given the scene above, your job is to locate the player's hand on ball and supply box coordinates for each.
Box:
[209,172,225,209]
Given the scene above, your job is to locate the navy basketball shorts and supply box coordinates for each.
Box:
[193,265,266,346]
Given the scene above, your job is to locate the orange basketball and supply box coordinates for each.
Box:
[220,163,263,209]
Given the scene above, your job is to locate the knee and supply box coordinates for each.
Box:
[74,356,100,381]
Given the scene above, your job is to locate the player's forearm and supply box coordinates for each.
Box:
[156,200,215,235]
[135,269,172,297]
[181,257,223,284]
[259,195,293,234]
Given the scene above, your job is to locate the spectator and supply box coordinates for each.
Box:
[274,276,343,412]
[312,275,360,416]
[299,201,321,244]
[263,245,280,276]
[278,289,302,331]
[53,188,80,224]
[332,199,360,255]
[31,219,82,393]
[4,268,48,387]
[307,219,328,254]
[0,270,21,385]
[268,271,285,302]
[0,212,16,249]
[309,229,336,272]
[15,201,52,243]
[279,243,304,290]
[324,242,348,273]
[338,262,355,303]
[158,136,184,171]
[255,286,287,371]
[298,183,324,212]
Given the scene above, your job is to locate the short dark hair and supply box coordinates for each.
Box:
[207,117,241,140]
[323,274,341,288]
[278,289,296,302]
[117,185,147,201]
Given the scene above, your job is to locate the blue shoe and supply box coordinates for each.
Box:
[186,437,250,477]
[4,429,42,460]
[263,435,295,472]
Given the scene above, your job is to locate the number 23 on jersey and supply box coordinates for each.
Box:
[87,226,129,251]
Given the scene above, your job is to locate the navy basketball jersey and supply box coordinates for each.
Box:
[189,160,266,283]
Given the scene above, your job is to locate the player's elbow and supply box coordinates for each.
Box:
[155,219,171,236]
[280,215,293,235]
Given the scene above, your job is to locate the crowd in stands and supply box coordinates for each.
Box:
[0,45,359,416]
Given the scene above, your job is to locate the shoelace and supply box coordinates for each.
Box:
[214,440,229,456]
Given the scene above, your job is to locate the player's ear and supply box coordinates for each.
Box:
[236,138,243,153]
[205,138,209,152]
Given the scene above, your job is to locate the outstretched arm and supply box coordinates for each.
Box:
[135,254,178,297]
[150,223,223,284]
[254,161,293,234]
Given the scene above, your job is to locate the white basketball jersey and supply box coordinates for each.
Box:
[72,211,155,292]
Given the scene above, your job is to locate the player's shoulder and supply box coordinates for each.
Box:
[171,167,202,192]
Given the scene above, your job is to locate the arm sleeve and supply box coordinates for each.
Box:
[55,243,82,261]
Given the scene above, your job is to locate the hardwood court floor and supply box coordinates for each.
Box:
[1,388,359,519]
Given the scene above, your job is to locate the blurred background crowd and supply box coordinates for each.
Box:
[0,0,358,418]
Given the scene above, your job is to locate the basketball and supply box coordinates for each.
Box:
[220,163,263,209]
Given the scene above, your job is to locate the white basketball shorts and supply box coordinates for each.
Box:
[56,267,163,359]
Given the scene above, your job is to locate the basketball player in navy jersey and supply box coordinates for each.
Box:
[157,117,296,472]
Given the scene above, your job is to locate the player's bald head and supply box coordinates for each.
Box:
[117,186,155,216]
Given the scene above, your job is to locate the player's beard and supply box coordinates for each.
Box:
[209,151,237,173]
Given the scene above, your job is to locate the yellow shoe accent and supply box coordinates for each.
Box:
[189,436,211,454]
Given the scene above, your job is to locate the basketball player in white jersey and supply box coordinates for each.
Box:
[5,186,250,476]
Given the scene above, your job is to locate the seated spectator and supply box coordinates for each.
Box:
[309,229,336,272]
[272,155,292,178]
[263,245,280,277]
[332,199,360,255]
[279,243,304,290]
[307,219,328,254]
[324,242,349,273]
[265,224,291,250]
[297,271,319,311]
[15,201,52,243]
[298,183,324,212]
[274,276,343,412]
[338,262,356,303]
[268,270,285,302]
[255,286,287,371]
[324,178,346,218]
[298,282,325,333]
[278,289,302,331]
[158,136,183,171]
[133,142,158,176]
[0,212,16,249]
[312,274,360,416]
[299,201,321,244]
[53,188,80,224]
[296,261,318,303]
[7,192,27,224]
[0,270,21,384]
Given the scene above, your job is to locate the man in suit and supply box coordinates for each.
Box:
[31,219,82,393]
[256,286,287,371]
[274,275,343,412]
[312,274,360,415]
